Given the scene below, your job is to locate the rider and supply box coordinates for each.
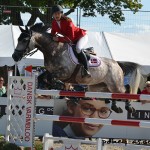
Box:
[51,5,91,78]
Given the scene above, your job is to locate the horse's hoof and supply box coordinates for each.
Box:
[118,107,123,113]
[125,106,136,113]
[111,105,123,113]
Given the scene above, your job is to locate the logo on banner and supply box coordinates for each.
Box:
[14,87,22,95]
[90,58,98,64]
[36,106,53,115]
[128,110,150,120]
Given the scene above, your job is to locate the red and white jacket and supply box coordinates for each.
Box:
[51,18,86,43]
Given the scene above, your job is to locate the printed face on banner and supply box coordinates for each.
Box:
[53,99,111,138]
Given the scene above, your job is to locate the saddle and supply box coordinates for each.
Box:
[72,45,96,61]
[83,47,96,56]
[62,45,101,83]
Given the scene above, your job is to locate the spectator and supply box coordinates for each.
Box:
[0,77,6,97]
[2,84,7,97]
[53,97,112,138]
[141,81,150,104]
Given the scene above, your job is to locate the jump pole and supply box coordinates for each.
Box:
[36,89,150,101]
[36,114,150,128]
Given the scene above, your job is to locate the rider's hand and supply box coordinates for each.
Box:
[53,37,59,41]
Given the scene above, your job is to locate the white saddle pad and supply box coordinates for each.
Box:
[68,45,101,67]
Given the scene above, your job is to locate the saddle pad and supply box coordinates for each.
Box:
[68,45,101,67]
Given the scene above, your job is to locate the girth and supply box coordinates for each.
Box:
[62,64,81,84]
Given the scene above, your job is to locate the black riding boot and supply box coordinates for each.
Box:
[78,51,91,78]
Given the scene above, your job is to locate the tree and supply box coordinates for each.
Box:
[0,0,142,26]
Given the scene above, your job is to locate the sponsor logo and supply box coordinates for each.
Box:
[128,110,150,120]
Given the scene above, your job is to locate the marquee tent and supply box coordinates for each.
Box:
[0,25,44,67]
[0,25,150,75]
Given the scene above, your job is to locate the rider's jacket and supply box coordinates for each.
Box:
[51,18,86,43]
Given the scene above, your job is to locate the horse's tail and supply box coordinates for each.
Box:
[117,61,142,94]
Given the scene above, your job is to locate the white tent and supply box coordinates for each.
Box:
[0,25,44,67]
[1,25,150,76]
[104,32,150,75]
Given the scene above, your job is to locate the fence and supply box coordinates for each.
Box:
[6,76,150,150]
[1,5,150,33]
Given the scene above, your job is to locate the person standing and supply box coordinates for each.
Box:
[0,77,6,97]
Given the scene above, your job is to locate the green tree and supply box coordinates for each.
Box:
[0,0,142,26]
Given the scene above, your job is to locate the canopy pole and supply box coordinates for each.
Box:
[15,62,17,76]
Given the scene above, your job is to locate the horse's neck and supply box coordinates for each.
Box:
[32,33,67,57]
[32,32,72,70]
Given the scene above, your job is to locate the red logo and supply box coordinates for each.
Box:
[90,58,97,64]
[14,87,22,95]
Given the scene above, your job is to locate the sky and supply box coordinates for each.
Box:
[141,0,150,11]
[81,0,150,33]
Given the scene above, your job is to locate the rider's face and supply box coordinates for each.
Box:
[53,12,62,21]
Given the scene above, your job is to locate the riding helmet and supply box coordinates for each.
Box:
[52,5,63,14]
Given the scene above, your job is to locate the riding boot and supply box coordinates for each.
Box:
[78,51,91,78]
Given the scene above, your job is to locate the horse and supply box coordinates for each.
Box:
[12,23,141,113]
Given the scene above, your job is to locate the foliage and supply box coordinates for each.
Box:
[34,141,43,150]
[0,0,142,26]
[0,139,43,150]
[0,141,21,150]
[24,141,43,150]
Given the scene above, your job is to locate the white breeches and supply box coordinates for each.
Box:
[76,34,88,53]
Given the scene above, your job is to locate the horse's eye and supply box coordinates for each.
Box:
[22,38,29,42]
[25,37,30,40]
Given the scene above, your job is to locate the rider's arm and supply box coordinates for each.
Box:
[57,21,74,43]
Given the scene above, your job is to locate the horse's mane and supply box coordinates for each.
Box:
[30,23,49,33]
[30,23,53,39]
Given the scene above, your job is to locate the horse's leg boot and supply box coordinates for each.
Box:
[78,51,91,78]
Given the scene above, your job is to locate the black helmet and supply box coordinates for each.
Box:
[52,5,63,14]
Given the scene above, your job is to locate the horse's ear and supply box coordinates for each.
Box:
[19,26,25,32]
[30,30,32,35]
[25,25,29,33]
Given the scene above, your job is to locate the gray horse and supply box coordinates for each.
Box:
[12,24,141,113]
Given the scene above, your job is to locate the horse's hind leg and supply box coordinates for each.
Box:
[125,100,136,113]
[105,68,136,113]
[88,83,123,113]
[105,72,135,113]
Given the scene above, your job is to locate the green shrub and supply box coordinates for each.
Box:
[0,141,21,150]
[34,141,43,150]
[24,141,43,150]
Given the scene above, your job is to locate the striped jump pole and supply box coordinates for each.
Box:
[36,114,150,128]
[36,89,150,101]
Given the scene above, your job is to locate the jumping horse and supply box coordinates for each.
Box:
[12,23,141,113]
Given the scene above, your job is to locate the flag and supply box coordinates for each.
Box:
[25,65,32,73]
[91,59,97,64]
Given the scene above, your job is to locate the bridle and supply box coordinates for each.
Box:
[15,31,39,59]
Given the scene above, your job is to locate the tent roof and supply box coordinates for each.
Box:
[1,25,150,75]
[0,25,44,67]
[104,32,150,66]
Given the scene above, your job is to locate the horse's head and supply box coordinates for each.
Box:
[12,23,52,62]
[12,26,33,62]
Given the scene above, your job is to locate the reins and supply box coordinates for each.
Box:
[20,31,39,58]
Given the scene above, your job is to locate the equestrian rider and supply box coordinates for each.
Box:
[51,5,91,78]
